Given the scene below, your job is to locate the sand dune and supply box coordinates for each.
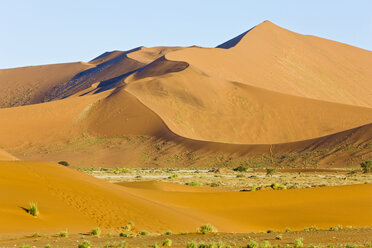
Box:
[0,20,371,168]
[1,161,370,234]
[167,21,372,108]
[125,65,372,144]
[0,62,93,108]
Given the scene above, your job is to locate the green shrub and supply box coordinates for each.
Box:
[59,230,68,237]
[345,245,356,248]
[293,238,304,248]
[247,240,259,248]
[119,232,131,237]
[186,241,198,248]
[233,166,248,172]
[329,225,343,231]
[266,168,276,176]
[261,240,272,248]
[138,230,148,236]
[44,245,51,248]
[275,234,283,240]
[304,226,318,231]
[361,160,372,173]
[78,240,91,248]
[197,224,217,234]
[267,229,277,233]
[124,221,134,231]
[188,182,203,187]
[58,161,69,166]
[19,245,32,248]
[28,202,39,217]
[163,238,172,246]
[90,227,101,236]
[163,230,173,235]
[32,232,41,237]
[152,242,160,248]
[285,227,291,232]
[278,185,287,190]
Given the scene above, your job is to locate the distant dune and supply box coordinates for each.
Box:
[1,161,371,234]
[0,20,371,168]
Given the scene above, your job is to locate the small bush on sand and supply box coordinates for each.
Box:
[275,234,283,240]
[233,166,248,172]
[304,226,318,231]
[345,245,356,248]
[90,227,101,236]
[124,221,134,231]
[247,240,259,248]
[152,242,160,248]
[44,245,51,248]
[361,160,372,173]
[163,230,173,235]
[119,232,131,237]
[186,241,197,248]
[197,224,217,234]
[32,232,41,237]
[329,225,343,231]
[59,230,68,237]
[285,227,291,232]
[19,245,32,248]
[138,230,148,236]
[78,240,91,248]
[28,202,39,217]
[188,182,203,187]
[294,238,304,248]
[267,229,277,233]
[58,161,69,166]
[163,238,172,246]
[261,240,272,248]
[266,168,276,176]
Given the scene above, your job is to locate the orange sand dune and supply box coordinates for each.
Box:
[167,21,372,108]
[0,62,93,108]
[120,182,372,232]
[0,161,201,234]
[125,65,372,144]
[1,161,370,234]
[0,20,371,167]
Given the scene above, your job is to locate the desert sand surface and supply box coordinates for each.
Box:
[1,161,371,235]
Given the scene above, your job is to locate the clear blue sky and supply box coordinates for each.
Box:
[1,0,371,69]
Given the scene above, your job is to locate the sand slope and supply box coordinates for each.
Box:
[1,161,371,234]
[0,62,93,108]
[168,21,372,108]
[0,148,17,161]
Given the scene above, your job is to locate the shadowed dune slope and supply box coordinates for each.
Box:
[167,21,372,108]
[1,161,371,234]
[0,62,93,108]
